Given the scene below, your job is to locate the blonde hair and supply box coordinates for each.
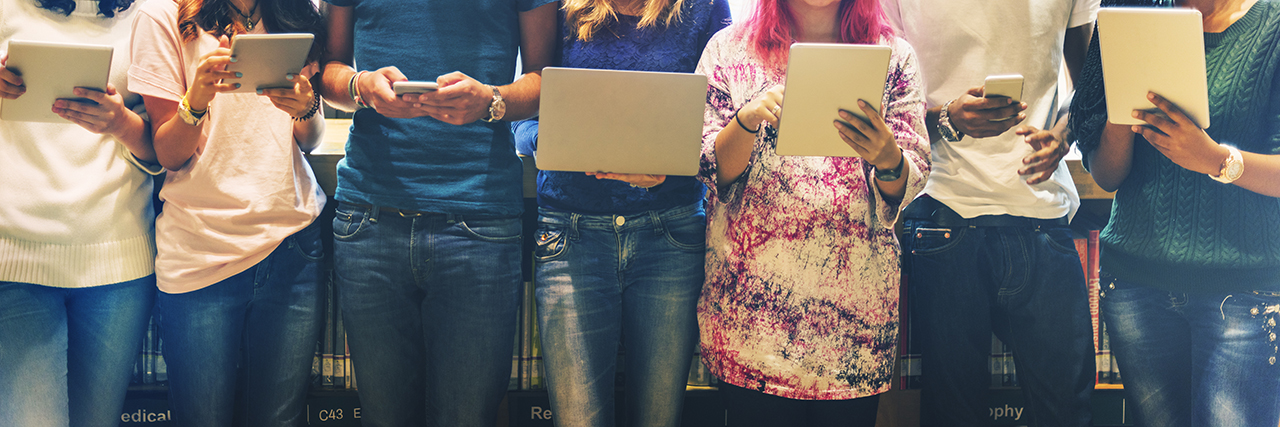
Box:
[562,0,686,42]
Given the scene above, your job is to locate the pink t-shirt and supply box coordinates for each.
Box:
[128,0,324,294]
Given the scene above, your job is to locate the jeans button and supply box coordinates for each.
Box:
[615,216,625,226]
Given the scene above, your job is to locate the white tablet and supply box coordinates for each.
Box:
[226,34,314,93]
[1097,8,1210,128]
[536,67,707,176]
[775,43,891,158]
[0,40,113,123]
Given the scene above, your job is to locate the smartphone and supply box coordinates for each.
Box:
[393,81,439,96]
[983,74,1023,122]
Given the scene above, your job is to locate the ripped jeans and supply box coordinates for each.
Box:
[1100,274,1280,427]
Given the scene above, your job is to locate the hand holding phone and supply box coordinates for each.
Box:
[393,81,439,96]
[983,74,1023,122]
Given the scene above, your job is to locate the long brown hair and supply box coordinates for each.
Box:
[176,0,326,62]
[562,0,686,42]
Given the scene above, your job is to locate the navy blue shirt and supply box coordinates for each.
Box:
[324,0,555,216]
[513,0,731,215]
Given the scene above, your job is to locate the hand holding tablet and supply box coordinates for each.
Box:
[0,40,112,123]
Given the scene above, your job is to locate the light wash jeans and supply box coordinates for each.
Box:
[0,275,155,427]
[157,220,325,427]
[533,203,705,427]
[1100,274,1280,427]
[332,202,523,427]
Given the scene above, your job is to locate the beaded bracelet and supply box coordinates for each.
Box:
[293,93,321,121]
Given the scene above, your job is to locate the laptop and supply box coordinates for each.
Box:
[535,67,707,176]
[1,40,113,123]
[1097,8,1210,128]
[775,43,891,158]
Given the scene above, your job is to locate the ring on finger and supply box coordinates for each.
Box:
[772,105,781,116]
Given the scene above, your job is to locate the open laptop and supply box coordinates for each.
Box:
[535,67,707,176]
[1,40,113,123]
[1097,8,1209,128]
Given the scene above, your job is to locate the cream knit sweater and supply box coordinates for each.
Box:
[0,0,161,288]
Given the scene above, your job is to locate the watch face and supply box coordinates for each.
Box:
[491,98,506,121]
[1226,160,1244,180]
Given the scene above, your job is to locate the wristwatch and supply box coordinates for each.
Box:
[177,95,207,127]
[874,152,906,181]
[1210,145,1244,184]
[482,86,506,122]
[938,98,963,142]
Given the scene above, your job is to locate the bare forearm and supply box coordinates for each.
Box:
[496,71,542,121]
[294,108,324,153]
[1087,123,1135,192]
[713,124,755,186]
[113,112,157,164]
[320,62,358,112]
[153,116,202,171]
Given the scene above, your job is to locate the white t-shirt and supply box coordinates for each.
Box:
[0,0,162,288]
[129,0,324,293]
[882,0,1099,219]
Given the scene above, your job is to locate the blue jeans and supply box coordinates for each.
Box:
[533,203,705,427]
[332,202,522,427]
[903,199,1093,427]
[1100,275,1280,427]
[0,276,155,427]
[157,221,325,427]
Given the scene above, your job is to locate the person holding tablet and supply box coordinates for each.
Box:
[510,0,729,425]
[314,0,556,425]
[883,0,1099,425]
[0,1,160,426]
[128,0,326,425]
[693,0,929,424]
[1071,0,1280,426]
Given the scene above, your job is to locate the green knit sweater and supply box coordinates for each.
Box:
[1071,1,1280,293]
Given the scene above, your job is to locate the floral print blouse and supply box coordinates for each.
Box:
[694,25,931,400]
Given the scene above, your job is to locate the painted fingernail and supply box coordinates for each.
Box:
[286,74,295,80]
[256,88,264,95]
[229,56,237,63]
[234,72,243,78]
[234,83,241,88]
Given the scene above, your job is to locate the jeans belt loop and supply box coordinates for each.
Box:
[568,212,581,240]
[648,210,664,235]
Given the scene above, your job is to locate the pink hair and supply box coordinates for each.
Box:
[745,0,895,66]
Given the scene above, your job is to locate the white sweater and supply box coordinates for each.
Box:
[0,0,161,288]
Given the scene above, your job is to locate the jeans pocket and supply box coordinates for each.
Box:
[909,226,965,255]
[663,216,706,253]
[1041,226,1078,255]
[289,221,325,262]
[534,225,569,262]
[333,203,372,240]
[458,216,522,243]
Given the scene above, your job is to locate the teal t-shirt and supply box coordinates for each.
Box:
[323,0,555,216]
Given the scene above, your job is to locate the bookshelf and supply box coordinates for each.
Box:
[120,119,1128,426]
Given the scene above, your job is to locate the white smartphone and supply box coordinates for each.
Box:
[983,74,1023,122]
[393,81,439,95]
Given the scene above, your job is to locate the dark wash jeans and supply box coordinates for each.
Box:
[332,201,522,427]
[1100,274,1280,427]
[903,198,1093,427]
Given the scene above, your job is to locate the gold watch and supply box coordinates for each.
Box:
[482,86,505,122]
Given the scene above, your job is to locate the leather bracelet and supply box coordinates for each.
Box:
[293,93,321,121]
[735,110,759,134]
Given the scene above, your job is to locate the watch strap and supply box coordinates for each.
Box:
[874,151,906,181]
[938,99,963,142]
[1210,145,1244,183]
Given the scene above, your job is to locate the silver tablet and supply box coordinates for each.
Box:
[775,43,891,158]
[536,67,707,176]
[0,40,113,123]
[1098,8,1210,128]
[226,33,314,93]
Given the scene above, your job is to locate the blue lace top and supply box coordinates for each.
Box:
[513,0,731,215]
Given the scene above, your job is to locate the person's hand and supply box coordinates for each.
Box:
[835,99,903,171]
[0,53,25,100]
[52,84,134,135]
[408,71,495,125]
[1014,125,1069,185]
[947,86,1028,138]
[259,63,317,118]
[734,85,785,132]
[1132,91,1224,175]
[585,172,666,188]
[184,36,239,111]
[354,66,423,118]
